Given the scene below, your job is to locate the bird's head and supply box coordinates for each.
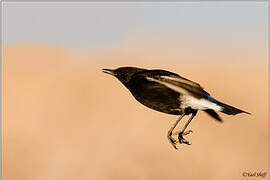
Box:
[102,66,146,85]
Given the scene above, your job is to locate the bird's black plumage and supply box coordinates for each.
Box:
[103,66,250,149]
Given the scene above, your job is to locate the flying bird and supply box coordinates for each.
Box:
[102,67,250,149]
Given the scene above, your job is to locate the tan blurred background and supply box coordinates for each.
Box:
[2,2,269,179]
[2,43,268,180]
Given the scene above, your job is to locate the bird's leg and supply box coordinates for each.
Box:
[177,110,198,145]
[167,114,185,149]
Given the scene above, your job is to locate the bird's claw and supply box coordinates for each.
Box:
[168,136,178,149]
[168,130,193,149]
[173,129,193,136]
[183,130,193,136]
[178,130,192,145]
[167,131,178,150]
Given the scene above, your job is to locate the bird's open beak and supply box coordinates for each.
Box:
[102,69,115,76]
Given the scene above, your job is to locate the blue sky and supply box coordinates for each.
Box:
[3,2,268,49]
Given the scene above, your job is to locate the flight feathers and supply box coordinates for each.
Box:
[133,69,209,98]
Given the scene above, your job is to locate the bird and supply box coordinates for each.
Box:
[102,66,250,149]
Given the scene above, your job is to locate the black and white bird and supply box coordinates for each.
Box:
[102,66,250,149]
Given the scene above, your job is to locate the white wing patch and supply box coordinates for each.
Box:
[146,76,189,95]
[146,76,223,111]
[180,96,223,111]
[160,75,201,88]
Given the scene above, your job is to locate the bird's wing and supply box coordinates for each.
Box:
[133,69,210,98]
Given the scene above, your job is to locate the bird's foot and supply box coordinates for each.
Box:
[167,131,178,150]
[177,130,193,145]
